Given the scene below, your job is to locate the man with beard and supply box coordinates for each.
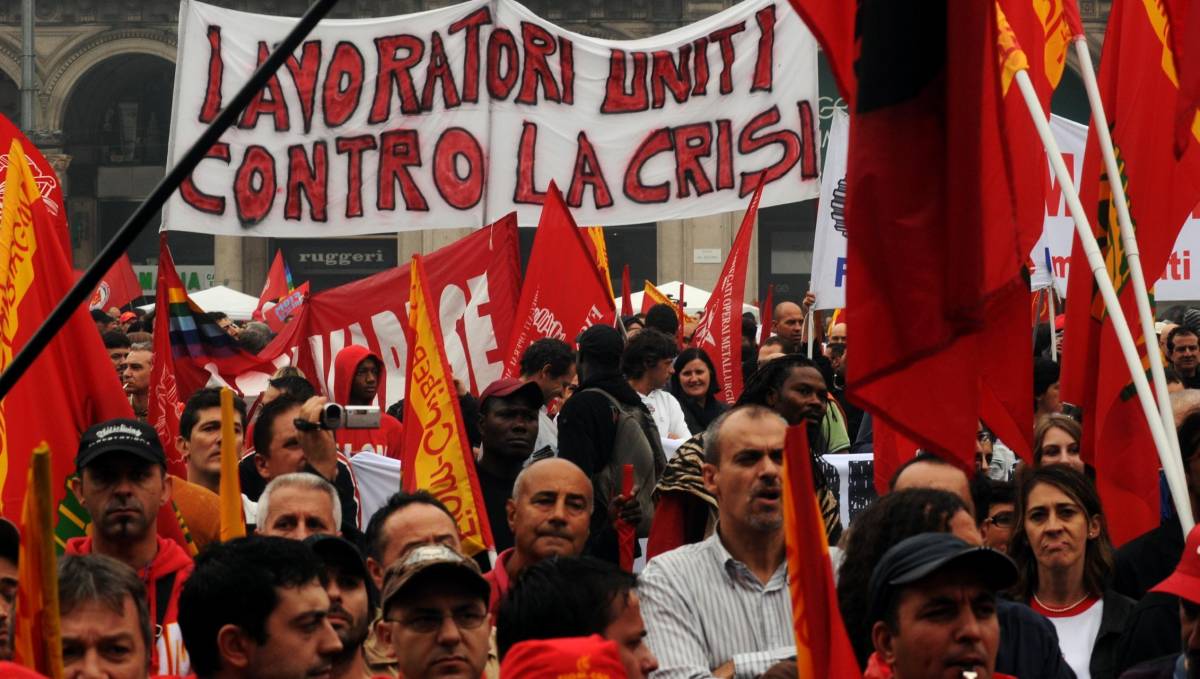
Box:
[639,405,799,678]
[1171,327,1200,390]
[306,535,375,679]
[121,344,153,421]
[67,418,193,676]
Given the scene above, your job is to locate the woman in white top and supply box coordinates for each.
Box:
[1009,465,1133,679]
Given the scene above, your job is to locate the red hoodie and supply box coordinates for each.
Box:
[333,345,404,459]
[66,535,194,676]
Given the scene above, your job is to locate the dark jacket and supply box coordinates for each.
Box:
[1116,592,1181,674]
[1093,590,1139,679]
[557,371,657,562]
[996,599,1077,679]
[1118,654,1180,679]
[1114,515,1185,601]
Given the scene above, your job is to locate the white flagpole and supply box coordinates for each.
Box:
[1047,289,1058,362]
[1072,37,1185,477]
[1014,69,1194,533]
[806,304,815,358]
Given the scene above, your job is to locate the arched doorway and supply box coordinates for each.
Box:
[0,70,18,126]
[62,52,212,294]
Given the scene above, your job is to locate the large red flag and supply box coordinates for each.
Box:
[1060,0,1200,544]
[151,237,279,475]
[1166,0,1200,158]
[759,283,775,347]
[691,186,762,404]
[253,250,293,321]
[89,254,142,312]
[783,424,861,678]
[402,253,494,557]
[0,134,133,520]
[785,0,857,107]
[503,182,615,378]
[839,2,1020,473]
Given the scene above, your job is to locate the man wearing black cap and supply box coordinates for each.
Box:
[375,544,492,679]
[0,519,17,661]
[475,377,544,555]
[67,418,194,677]
[306,535,375,679]
[558,324,664,563]
[867,532,1019,679]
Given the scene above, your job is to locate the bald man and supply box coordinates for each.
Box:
[890,453,976,518]
[484,458,594,615]
[772,302,806,344]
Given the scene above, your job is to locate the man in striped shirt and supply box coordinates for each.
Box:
[639,405,796,678]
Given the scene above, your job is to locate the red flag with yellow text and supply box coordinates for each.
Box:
[1060,0,1200,544]
[783,424,861,678]
[503,182,614,378]
[402,253,494,557]
[690,186,762,404]
[0,134,132,521]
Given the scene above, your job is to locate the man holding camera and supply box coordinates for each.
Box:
[333,345,404,459]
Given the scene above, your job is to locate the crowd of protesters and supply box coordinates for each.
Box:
[6,299,1200,679]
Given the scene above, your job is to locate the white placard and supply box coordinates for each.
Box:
[810,109,848,310]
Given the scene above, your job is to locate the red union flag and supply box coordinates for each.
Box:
[90,254,142,312]
[503,182,614,377]
[402,253,494,556]
[691,186,761,403]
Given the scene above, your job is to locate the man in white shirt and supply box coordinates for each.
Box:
[623,329,690,439]
[519,338,577,455]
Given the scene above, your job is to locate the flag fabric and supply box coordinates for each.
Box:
[13,445,62,678]
[690,186,763,404]
[782,424,861,678]
[640,281,676,315]
[218,388,245,542]
[503,182,615,378]
[584,226,616,301]
[252,250,294,321]
[150,236,278,476]
[759,283,775,346]
[402,254,494,557]
[784,0,857,107]
[1061,0,1200,544]
[0,135,133,521]
[263,281,310,333]
[620,264,633,318]
[89,254,142,312]
[834,0,1023,473]
[1166,0,1200,158]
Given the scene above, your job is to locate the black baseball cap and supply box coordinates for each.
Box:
[868,533,1018,623]
[76,419,167,472]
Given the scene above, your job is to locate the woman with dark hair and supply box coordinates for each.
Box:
[668,348,727,434]
[1009,465,1134,679]
[1034,413,1085,474]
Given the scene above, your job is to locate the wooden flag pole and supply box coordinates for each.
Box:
[1071,36,1184,472]
[218,388,246,542]
[1015,69,1195,533]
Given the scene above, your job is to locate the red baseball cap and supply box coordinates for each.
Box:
[479,378,544,409]
[1151,524,1200,604]
[500,635,628,679]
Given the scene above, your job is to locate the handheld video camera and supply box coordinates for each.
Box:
[318,403,381,430]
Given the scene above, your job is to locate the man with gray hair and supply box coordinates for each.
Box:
[256,472,342,541]
[482,457,592,617]
[639,404,797,678]
[58,553,154,679]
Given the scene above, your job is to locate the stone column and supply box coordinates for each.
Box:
[655,209,759,305]
[213,235,243,290]
[241,236,269,295]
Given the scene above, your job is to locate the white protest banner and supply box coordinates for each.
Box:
[810,109,847,310]
[1030,115,1200,301]
[164,0,820,237]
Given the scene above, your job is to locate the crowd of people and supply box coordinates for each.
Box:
[4,298,1200,679]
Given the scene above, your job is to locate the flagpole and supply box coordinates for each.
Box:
[806,307,815,358]
[0,0,341,402]
[1044,248,1058,362]
[1071,36,1186,481]
[1014,69,1195,533]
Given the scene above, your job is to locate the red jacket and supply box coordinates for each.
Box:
[333,344,404,459]
[67,535,194,676]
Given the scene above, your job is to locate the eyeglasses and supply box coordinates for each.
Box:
[985,511,1014,528]
[976,431,997,443]
[385,608,488,633]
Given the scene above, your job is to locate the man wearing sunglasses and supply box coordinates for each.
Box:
[374,544,491,679]
[980,480,1016,554]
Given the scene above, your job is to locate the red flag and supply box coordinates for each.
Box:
[783,424,861,678]
[89,254,142,312]
[872,417,922,495]
[1061,0,1200,544]
[841,2,1021,473]
[785,0,857,107]
[1063,0,1086,37]
[0,133,132,520]
[253,250,292,321]
[503,182,615,378]
[264,281,309,333]
[759,283,775,347]
[1167,0,1200,158]
[620,264,632,318]
[13,446,62,677]
[690,187,762,404]
[151,237,278,475]
[402,253,494,557]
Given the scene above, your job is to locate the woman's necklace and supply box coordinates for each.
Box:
[1033,593,1090,613]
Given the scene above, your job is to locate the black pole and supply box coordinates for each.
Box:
[0,0,341,400]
